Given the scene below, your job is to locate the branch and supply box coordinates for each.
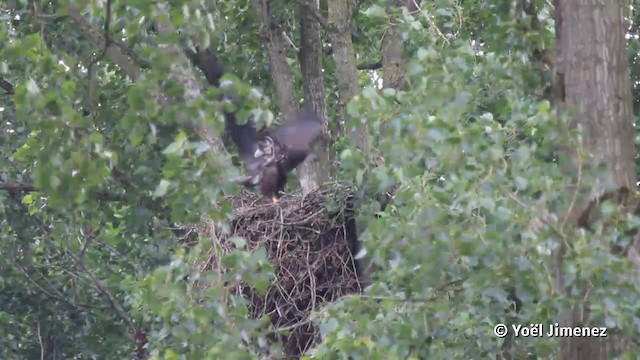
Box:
[37,322,44,360]
[296,0,330,32]
[11,259,110,311]
[67,249,137,333]
[0,76,15,94]
[103,0,112,52]
[357,60,382,70]
[0,182,126,201]
[152,5,229,156]
[282,31,300,52]
[66,5,142,80]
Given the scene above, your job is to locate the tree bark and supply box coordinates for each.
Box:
[66,5,142,81]
[328,0,368,151]
[251,0,299,118]
[381,0,419,91]
[251,0,325,194]
[67,2,228,159]
[554,0,637,358]
[64,3,232,178]
[298,0,331,193]
[153,5,228,158]
[555,0,635,195]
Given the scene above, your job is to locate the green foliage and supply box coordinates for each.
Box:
[1,0,640,359]
[313,1,640,359]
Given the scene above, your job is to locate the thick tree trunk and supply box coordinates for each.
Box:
[381,0,419,91]
[555,0,635,194]
[328,0,368,151]
[554,0,637,358]
[252,0,324,194]
[298,0,329,193]
[251,0,299,118]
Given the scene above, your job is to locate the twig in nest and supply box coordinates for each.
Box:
[196,183,360,356]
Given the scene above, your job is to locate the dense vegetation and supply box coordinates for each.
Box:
[2,0,640,359]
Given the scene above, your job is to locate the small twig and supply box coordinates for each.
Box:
[450,2,464,39]
[37,321,44,360]
[411,0,450,44]
[12,260,106,310]
[0,182,126,201]
[282,31,300,52]
[67,251,137,333]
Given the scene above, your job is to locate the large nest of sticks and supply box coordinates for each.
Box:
[200,183,363,358]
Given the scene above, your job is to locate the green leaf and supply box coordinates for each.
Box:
[229,236,247,249]
[417,48,429,61]
[163,132,188,155]
[382,88,396,97]
[153,179,171,198]
[362,87,378,99]
[514,176,528,190]
[21,194,34,204]
[363,5,386,18]
[127,86,146,111]
[49,175,61,189]
[346,100,360,117]
[537,100,551,114]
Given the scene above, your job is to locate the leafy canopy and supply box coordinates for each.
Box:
[1,0,640,359]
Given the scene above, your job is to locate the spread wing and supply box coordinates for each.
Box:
[224,112,262,177]
[225,108,322,189]
[269,109,323,171]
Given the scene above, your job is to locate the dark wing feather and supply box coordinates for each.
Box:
[224,112,258,160]
[269,109,322,171]
[224,112,262,175]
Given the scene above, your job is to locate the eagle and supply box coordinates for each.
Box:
[225,108,323,202]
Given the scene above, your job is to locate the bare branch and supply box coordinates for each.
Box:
[152,4,229,156]
[66,5,142,80]
[67,250,137,332]
[37,322,44,360]
[0,182,126,201]
[11,260,109,311]
[357,60,383,70]
[282,31,300,52]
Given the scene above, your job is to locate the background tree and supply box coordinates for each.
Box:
[2,0,640,359]
[555,0,638,358]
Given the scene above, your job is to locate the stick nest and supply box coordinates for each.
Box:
[199,183,363,359]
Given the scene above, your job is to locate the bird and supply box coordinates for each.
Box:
[225,107,323,203]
